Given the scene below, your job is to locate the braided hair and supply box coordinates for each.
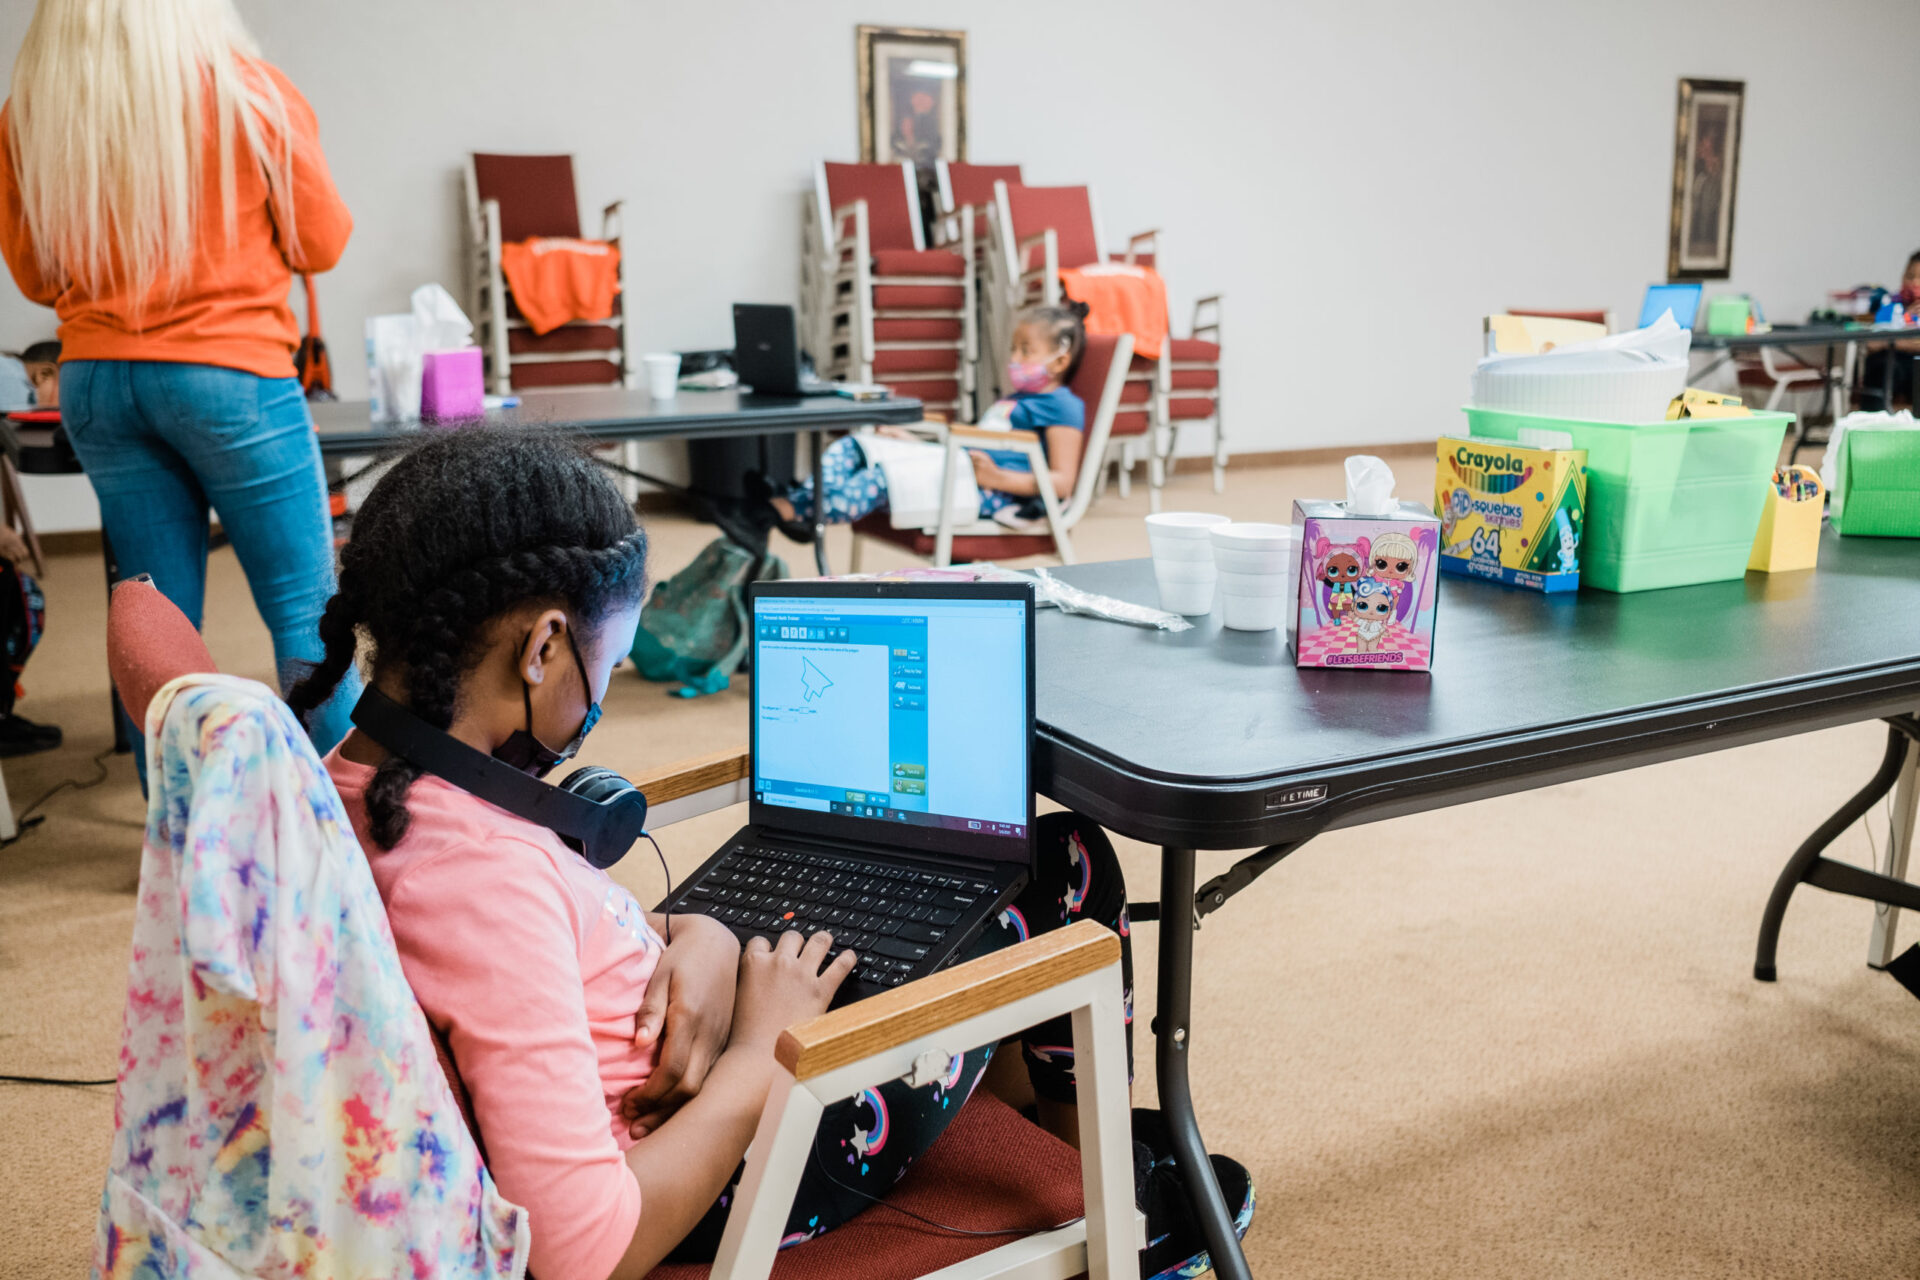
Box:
[1017,299,1090,384]
[288,428,648,849]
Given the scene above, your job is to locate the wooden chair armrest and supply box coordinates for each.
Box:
[947,425,1040,444]
[631,747,750,829]
[777,921,1120,1080]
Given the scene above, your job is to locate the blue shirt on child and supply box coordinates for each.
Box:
[985,387,1086,472]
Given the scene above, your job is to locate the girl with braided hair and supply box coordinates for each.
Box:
[289,427,1154,1277]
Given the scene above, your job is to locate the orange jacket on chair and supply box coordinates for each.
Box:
[1059,263,1168,360]
[499,237,621,335]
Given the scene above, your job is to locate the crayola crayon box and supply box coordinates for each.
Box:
[1434,434,1588,593]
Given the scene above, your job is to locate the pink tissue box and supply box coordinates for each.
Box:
[421,347,484,423]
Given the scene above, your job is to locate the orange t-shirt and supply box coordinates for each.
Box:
[0,62,352,380]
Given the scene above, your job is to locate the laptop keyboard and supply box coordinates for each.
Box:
[681,843,996,989]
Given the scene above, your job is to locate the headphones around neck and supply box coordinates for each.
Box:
[350,687,648,870]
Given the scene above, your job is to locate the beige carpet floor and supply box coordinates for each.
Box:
[3,454,1917,1278]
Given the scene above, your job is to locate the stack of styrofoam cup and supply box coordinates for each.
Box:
[1145,512,1231,614]
[1209,522,1296,631]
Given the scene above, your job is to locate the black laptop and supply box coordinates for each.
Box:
[731,303,834,397]
[658,579,1036,1005]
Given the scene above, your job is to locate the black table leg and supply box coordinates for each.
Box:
[1755,716,1920,980]
[102,530,130,754]
[1157,846,1253,1280]
[808,429,830,577]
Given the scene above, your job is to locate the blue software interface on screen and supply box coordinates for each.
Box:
[752,595,1028,840]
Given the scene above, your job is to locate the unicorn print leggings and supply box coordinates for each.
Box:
[666,811,1134,1261]
[783,435,1019,524]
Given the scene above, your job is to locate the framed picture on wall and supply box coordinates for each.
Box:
[1667,78,1744,281]
[857,25,967,171]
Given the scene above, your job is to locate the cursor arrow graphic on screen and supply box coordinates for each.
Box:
[800,657,834,702]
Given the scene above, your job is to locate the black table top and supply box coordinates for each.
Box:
[1690,323,1913,350]
[1035,529,1920,849]
[308,386,922,456]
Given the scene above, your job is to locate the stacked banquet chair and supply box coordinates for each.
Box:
[983,181,1228,504]
[100,576,1142,1280]
[848,332,1134,570]
[465,152,631,394]
[932,161,1026,412]
[799,162,974,421]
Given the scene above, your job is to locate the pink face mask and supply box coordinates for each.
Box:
[1007,359,1056,393]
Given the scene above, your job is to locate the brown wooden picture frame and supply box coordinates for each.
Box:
[856,25,967,168]
[1668,77,1745,281]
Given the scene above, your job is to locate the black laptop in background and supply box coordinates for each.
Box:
[731,303,834,397]
[657,579,1037,1006]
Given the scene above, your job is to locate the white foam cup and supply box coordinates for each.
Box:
[643,353,682,400]
[1221,592,1284,631]
[1155,576,1216,616]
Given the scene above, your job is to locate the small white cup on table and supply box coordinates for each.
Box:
[642,352,682,401]
[1145,511,1231,615]
[1208,522,1296,631]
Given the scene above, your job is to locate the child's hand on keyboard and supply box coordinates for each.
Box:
[621,915,742,1138]
[730,930,857,1051]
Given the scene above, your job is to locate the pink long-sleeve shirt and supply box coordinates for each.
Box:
[327,749,663,1280]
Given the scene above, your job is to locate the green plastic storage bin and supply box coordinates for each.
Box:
[1462,406,1792,592]
[1831,427,1920,537]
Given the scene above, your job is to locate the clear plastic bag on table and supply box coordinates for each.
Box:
[830,562,1193,632]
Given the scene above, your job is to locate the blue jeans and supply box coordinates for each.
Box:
[60,361,359,769]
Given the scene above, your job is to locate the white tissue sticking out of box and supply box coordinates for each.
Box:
[1470,312,1691,423]
[1344,454,1396,515]
[367,284,475,423]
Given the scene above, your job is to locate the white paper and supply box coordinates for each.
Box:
[851,432,983,530]
[1344,454,1395,515]
[1471,313,1692,422]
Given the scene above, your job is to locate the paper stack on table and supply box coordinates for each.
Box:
[1470,313,1691,423]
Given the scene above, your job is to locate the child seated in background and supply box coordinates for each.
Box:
[1863,251,1920,410]
[748,302,1091,540]
[19,340,58,407]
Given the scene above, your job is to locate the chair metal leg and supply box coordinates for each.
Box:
[808,430,831,577]
[1756,719,1920,981]
[1869,734,1919,968]
[1156,847,1252,1280]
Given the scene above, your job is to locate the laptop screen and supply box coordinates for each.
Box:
[748,582,1034,863]
[1639,282,1703,330]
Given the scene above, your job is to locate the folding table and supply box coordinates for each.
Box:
[1036,529,1920,1280]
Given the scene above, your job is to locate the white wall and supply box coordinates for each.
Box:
[5,0,1920,529]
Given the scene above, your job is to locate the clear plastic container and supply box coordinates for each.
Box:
[1462,406,1792,592]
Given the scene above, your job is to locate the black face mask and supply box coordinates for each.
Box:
[493,625,602,779]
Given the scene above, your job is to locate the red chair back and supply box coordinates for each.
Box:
[108,577,218,724]
[1066,332,1123,410]
[821,162,923,252]
[471,153,582,242]
[941,162,1022,212]
[1001,183,1101,271]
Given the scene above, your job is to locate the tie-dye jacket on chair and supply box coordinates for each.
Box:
[93,674,530,1279]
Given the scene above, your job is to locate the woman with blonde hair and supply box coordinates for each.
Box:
[0,0,358,759]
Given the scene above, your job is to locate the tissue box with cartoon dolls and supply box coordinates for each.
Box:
[1288,492,1441,672]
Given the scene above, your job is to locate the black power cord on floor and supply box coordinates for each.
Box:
[0,1072,115,1087]
[0,743,117,849]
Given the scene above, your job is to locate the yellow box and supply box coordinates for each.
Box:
[1748,473,1823,573]
[1435,435,1587,592]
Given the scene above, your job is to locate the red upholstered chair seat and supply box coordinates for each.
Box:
[872,285,967,310]
[868,249,966,278]
[1109,409,1151,438]
[645,1091,1086,1280]
[506,325,622,355]
[875,377,960,404]
[1164,396,1218,420]
[1167,369,1219,391]
[1131,338,1220,366]
[1735,363,1820,387]
[874,318,963,342]
[508,360,623,388]
[873,349,963,376]
[1118,381,1151,406]
[852,515,1059,564]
